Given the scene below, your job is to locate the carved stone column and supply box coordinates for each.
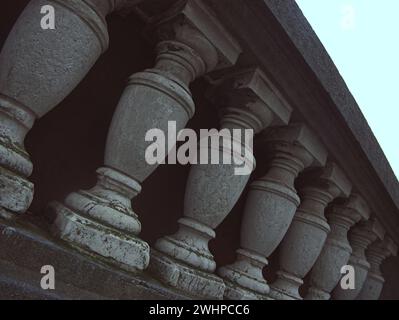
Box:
[149,68,292,299]
[306,194,370,300]
[47,0,241,273]
[269,162,352,300]
[0,0,141,219]
[218,124,327,300]
[332,218,385,300]
[357,236,397,300]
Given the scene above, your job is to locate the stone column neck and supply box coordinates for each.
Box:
[220,107,270,132]
[324,208,361,257]
[295,161,351,220]
[298,187,335,219]
[263,146,311,192]
[367,247,387,276]
[349,224,381,259]
[149,0,241,85]
[328,209,358,234]
[154,39,210,85]
[258,123,328,193]
[366,238,397,276]
[150,16,219,86]
[217,108,257,173]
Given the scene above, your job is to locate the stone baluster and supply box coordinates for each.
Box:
[0,0,142,219]
[148,68,293,299]
[332,218,385,300]
[357,236,397,300]
[217,123,327,300]
[47,0,241,273]
[305,194,370,300]
[269,162,352,300]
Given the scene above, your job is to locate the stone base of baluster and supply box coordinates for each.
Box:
[218,249,270,300]
[0,167,33,219]
[357,273,385,300]
[148,249,225,300]
[0,206,18,221]
[0,208,12,221]
[305,287,331,300]
[223,281,271,300]
[47,202,149,273]
[268,287,300,300]
[268,271,303,300]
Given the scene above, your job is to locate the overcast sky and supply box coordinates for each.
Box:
[296,0,399,180]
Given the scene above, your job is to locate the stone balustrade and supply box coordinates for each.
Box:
[218,123,327,299]
[149,67,292,299]
[46,0,241,273]
[269,162,352,300]
[332,218,385,300]
[357,236,398,300]
[0,0,398,300]
[305,194,370,300]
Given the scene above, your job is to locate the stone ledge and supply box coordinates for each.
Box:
[0,217,190,300]
[0,259,104,300]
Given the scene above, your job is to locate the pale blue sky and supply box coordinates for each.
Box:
[296,0,399,179]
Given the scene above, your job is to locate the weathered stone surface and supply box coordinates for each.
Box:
[218,249,270,299]
[137,0,242,70]
[269,162,352,300]
[1,0,398,301]
[306,194,370,300]
[205,0,399,247]
[332,218,385,300]
[218,123,327,300]
[150,159,251,299]
[206,67,292,127]
[0,218,189,300]
[149,249,225,300]
[48,167,150,272]
[151,68,291,299]
[0,0,127,216]
[357,236,398,300]
[50,0,241,276]
[49,201,149,273]
[0,259,104,300]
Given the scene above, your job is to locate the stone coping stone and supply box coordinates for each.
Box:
[0,218,191,300]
